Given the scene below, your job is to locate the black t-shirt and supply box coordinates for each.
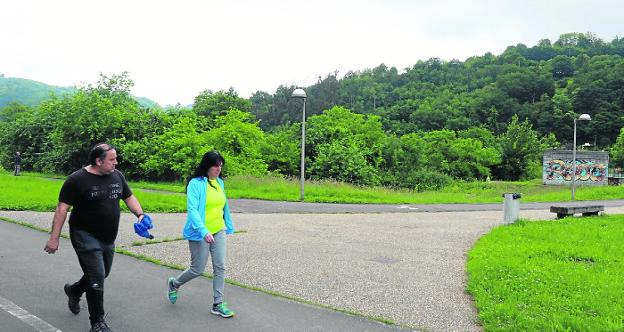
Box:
[59,168,132,242]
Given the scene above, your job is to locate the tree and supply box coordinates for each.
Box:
[309,139,381,186]
[205,109,268,176]
[306,106,386,184]
[249,90,273,131]
[571,55,624,147]
[306,72,341,117]
[447,138,501,180]
[256,84,301,131]
[135,113,209,180]
[467,85,520,134]
[261,124,300,176]
[192,88,252,124]
[550,55,575,79]
[610,128,624,168]
[492,115,544,180]
[38,73,153,173]
[496,67,554,104]
[380,133,452,191]
[132,109,268,179]
[0,104,55,171]
[0,102,31,122]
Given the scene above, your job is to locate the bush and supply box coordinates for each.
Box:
[309,139,380,186]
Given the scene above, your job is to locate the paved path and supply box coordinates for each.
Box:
[3,200,624,331]
[228,198,624,213]
[0,221,408,332]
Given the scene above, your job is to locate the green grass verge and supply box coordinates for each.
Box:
[467,215,624,331]
[127,237,185,247]
[2,172,623,212]
[0,216,68,237]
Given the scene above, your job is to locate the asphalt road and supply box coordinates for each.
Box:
[0,221,410,332]
[228,198,624,213]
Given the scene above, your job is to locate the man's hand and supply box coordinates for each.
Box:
[44,237,59,254]
[45,201,71,255]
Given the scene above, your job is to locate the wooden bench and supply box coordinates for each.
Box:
[550,205,604,219]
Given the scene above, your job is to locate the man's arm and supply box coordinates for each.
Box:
[123,195,144,220]
[44,202,72,254]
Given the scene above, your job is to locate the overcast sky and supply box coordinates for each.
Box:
[1,0,621,106]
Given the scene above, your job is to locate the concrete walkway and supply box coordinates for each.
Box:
[3,201,624,331]
[0,221,407,332]
[227,198,624,213]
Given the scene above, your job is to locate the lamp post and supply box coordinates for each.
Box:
[292,88,307,201]
[571,113,591,200]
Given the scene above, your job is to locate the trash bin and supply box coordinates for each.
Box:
[502,193,521,223]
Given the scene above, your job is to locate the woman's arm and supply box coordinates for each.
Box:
[187,179,208,238]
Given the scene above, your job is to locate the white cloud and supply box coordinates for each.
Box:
[1,0,621,106]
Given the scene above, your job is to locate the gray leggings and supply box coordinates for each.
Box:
[172,230,226,304]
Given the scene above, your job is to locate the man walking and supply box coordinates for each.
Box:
[14,151,21,176]
[44,143,147,332]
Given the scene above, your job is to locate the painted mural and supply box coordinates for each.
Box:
[543,159,607,183]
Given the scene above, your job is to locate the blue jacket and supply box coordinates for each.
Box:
[183,176,234,240]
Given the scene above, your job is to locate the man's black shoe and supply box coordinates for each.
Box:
[63,283,80,314]
[89,319,112,332]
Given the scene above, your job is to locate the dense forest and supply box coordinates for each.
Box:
[2,32,624,190]
[252,32,624,146]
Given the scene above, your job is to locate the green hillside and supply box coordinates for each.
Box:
[0,74,74,107]
[0,74,159,109]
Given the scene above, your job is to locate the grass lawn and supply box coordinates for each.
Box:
[0,171,186,212]
[467,215,624,331]
[110,175,624,204]
[1,170,623,212]
[131,175,624,204]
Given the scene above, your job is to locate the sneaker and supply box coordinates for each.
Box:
[167,277,178,304]
[89,319,112,332]
[211,302,235,318]
[63,283,80,314]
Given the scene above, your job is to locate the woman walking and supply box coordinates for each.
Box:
[167,150,235,318]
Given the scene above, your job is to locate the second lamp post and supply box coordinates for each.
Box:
[571,113,591,201]
[292,88,307,201]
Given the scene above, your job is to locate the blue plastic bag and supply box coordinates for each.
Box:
[133,214,154,239]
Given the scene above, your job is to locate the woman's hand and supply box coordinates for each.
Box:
[204,233,214,244]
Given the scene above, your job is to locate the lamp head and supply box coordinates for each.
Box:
[291,88,307,99]
[578,113,591,121]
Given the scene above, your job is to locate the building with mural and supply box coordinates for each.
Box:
[543,150,608,186]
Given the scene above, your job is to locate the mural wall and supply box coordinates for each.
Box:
[543,150,609,186]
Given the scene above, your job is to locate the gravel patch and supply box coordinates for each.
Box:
[0,211,186,247]
[127,210,554,331]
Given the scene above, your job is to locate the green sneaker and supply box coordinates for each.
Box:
[167,277,178,304]
[211,302,234,318]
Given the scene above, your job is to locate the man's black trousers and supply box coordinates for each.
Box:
[67,228,114,325]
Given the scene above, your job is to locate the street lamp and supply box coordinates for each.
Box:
[571,113,591,200]
[292,88,307,201]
